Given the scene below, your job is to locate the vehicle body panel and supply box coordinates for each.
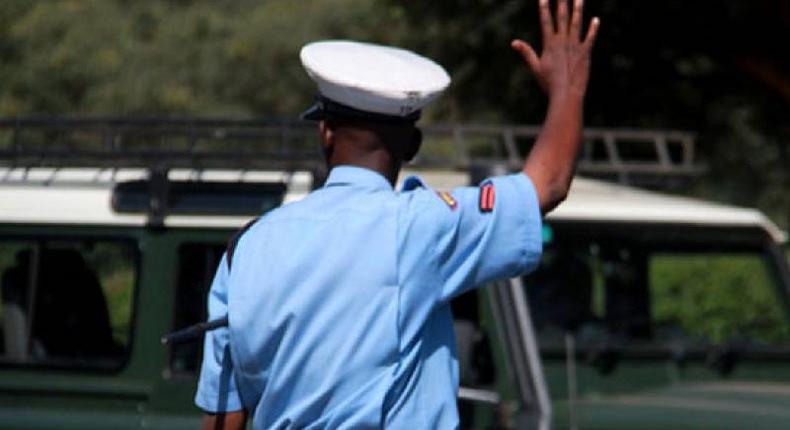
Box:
[1,168,789,429]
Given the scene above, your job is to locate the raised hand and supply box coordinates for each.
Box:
[515,0,601,214]
[511,0,600,99]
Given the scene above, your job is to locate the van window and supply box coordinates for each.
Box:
[452,289,497,388]
[0,239,136,370]
[651,253,790,346]
[170,243,224,374]
[525,241,790,358]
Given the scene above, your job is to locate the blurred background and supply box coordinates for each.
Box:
[0,1,789,429]
[0,0,787,227]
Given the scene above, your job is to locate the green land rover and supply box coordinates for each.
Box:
[0,118,788,429]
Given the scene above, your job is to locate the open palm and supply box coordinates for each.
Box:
[512,0,600,98]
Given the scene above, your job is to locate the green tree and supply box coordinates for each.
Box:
[0,0,787,227]
[0,0,404,116]
[652,254,790,344]
[385,0,790,227]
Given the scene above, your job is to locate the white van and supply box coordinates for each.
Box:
[0,118,787,430]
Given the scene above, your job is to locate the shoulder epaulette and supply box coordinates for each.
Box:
[479,181,495,212]
[401,175,427,191]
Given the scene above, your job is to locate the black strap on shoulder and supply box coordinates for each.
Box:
[226,217,259,271]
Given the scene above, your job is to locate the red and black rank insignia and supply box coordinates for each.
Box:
[436,191,458,210]
[479,182,495,212]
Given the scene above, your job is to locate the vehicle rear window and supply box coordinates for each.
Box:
[0,238,136,370]
[112,181,286,216]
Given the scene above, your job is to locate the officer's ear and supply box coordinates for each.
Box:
[319,120,335,156]
[403,127,422,162]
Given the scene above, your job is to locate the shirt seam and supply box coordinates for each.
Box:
[434,190,458,294]
[385,196,405,426]
[421,191,448,305]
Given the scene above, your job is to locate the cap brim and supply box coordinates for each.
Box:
[299,102,324,121]
[300,96,420,124]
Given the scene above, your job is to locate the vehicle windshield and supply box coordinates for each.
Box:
[524,223,790,359]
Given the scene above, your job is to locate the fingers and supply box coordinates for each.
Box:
[570,0,583,40]
[538,0,555,41]
[511,39,541,72]
[583,17,600,49]
[556,0,569,35]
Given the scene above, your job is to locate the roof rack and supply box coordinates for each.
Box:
[0,117,704,188]
[414,124,704,187]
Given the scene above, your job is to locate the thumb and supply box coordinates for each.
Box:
[511,39,540,72]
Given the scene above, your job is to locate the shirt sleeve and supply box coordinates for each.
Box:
[194,253,245,413]
[410,173,543,302]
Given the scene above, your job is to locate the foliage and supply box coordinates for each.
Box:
[387,0,790,228]
[651,254,790,345]
[101,268,134,347]
[0,0,786,226]
[0,0,403,116]
[83,243,136,347]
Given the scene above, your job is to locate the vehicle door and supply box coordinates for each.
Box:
[523,222,790,430]
[0,226,141,430]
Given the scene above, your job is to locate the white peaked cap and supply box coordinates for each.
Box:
[300,40,451,120]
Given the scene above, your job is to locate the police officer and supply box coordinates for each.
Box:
[197,0,599,428]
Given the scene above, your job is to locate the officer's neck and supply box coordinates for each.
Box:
[327,146,401,187]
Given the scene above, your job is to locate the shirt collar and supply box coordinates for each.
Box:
[323,165,393,191]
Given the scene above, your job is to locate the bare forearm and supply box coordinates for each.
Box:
[512,0,599,214]
[524,92,584,213]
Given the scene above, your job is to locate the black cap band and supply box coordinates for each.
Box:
[300,95,421,124]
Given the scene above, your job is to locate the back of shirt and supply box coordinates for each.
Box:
[195,166,543,429]
[230,172,402,428]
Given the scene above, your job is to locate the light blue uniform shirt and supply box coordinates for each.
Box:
[196,165,543,429]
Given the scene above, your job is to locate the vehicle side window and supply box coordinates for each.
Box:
[651,253,790,346]
[451,289,508,429]
[0,239,136,370]
[524,243,790,361]
[524,246,608,349]
[169,243,224,374]
[452,290,497,388]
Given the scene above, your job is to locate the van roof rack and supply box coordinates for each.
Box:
[0,117,704,188]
